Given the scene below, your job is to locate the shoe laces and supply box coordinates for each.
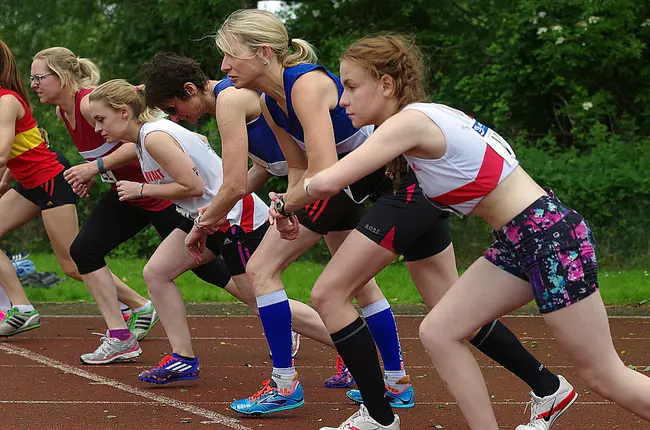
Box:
[156,354,176,368]
[90,333,121,355]
[522,398,546,429]
[249,379,274,401]
[333,355,348,378]
[338,405,373,428]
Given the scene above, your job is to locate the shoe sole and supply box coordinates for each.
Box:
[346,391,415,409]
[80,348,142,365]
[138,374,199,385]
[0,322,41,338]
[230,399,305,416]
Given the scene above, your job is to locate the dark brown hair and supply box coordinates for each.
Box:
[0,40,31,107]
[140,52,210,108]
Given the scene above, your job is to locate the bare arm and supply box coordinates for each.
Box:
[246,161,272,193]
[64,142,138,186]
[0,95,23,168]
[279,72,341,212]
[306,110,443,198]
[197,87,255,225]
[119,131,204,201]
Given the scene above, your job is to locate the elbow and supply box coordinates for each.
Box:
[222,182,248,201]
[309,178,339,199]
[187,179,205,198]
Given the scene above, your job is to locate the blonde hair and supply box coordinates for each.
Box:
[89,79,164,123]
[33,47,100,92]
[216,9,317,67]
[342,34,428,191]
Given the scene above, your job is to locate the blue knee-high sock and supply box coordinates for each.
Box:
[257,290,293,371]
[362,299,405,377]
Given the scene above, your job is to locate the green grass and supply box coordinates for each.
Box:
[19,253,650,306]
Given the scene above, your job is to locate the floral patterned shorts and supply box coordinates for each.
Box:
[484,190,599,313]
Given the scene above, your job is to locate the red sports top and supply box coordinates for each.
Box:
[60,88,171,211]
[1,88,63,189]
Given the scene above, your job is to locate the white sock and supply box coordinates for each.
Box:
[133,301,152,313]
[385,370,408,386]
[0,286,11,310]
[15,304,35,313]
[272,367,296,390]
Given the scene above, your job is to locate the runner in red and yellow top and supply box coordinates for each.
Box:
[31,47,233,364]
[0,40,81,337]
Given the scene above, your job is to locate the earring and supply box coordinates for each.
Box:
[263,60,269,65]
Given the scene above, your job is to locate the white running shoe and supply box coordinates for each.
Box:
[0,307,40,337]
[127,306,159,341]
[516,375,578,430]
[320,404,400,430]
[80,332,142,365]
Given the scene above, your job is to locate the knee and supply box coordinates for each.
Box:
[63,268,82,281]
[310,280,340,318]
[245,255,275,290]
[574,362,621,399]
[142,261,168,293]
[419,310,452,354]
[69,237,104,274]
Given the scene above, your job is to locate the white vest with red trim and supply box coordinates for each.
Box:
[137,119,268,231]
[402,103,519,216]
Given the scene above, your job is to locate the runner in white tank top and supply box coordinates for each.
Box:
[87,79,298,387]
[305,35,650,430]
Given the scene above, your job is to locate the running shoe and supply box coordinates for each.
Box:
[230,375,304,415]
[4,250,29,262]
[127,305,159,341]
[80,332,142,365]
[516,375,578,430]
[138,353,200,384]
[269,331,301,359]
[325,355,355,388]
[0,307,40,337]
[346,376,415,408]
[320,404,400,429]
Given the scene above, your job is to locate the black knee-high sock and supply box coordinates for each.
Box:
[470,320,560,397]
[331,317,394,426]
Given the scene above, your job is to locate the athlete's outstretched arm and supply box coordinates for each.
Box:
[307,110,439,198]
[116,131,204,201]
[0,95,22,168]
[64,142,138,186]
[195,87,255,227]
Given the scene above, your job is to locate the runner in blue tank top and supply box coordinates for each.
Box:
[214,9,410,423]
[139,52,358,376]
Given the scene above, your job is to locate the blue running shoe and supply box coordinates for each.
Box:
[230,377,304,415]
[346,376,415,409]
[138,353,199,384]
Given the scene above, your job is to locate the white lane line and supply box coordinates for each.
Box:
[22,336,650,341]
[0,343,251,430]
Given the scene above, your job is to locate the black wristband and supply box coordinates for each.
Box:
[274,195,294,217]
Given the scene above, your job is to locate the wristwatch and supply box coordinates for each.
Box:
[274,195,294,218]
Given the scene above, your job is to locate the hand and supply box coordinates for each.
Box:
[275,214,300,240]
[64,162,99,187]
[267,191,286,224]
[195,206,227,234]
[116,180,142,201]
[185,226,208,264]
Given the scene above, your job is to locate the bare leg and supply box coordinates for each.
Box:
[142,229,214,357]
[543,291,650,420]
[406,243,459,310]
[112,273,148,310]
[41,204,81,281]
[0,190,41,305]
[81,266,128,330]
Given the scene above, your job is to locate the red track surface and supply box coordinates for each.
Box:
[1,315,649,429]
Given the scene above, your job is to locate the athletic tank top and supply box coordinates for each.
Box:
[214,78,288,176]
[0,88,63,188]
[264,63,373,155]
[137,119,268,232]
[402,103,519,216]
[60,88,171,211]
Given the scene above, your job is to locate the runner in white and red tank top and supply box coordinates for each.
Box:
[87,79,278,386]
[31,47,232,366]
[306,35,650,430]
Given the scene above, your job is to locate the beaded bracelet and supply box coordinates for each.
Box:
[139,183,145,198]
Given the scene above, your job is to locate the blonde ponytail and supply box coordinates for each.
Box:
[33,47,101,91]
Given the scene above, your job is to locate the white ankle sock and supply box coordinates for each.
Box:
[133,301,152,313]
[15,304,35,313]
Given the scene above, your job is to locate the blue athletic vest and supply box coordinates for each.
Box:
[214,77,288,176]
[263,64,373,155]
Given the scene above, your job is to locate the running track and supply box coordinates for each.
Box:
[1,314,649,429]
